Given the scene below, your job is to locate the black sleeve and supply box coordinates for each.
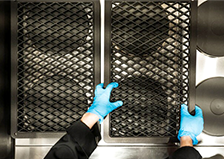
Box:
[170,146,202,159]
[44,121,101,159]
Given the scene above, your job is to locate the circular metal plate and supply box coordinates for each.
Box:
[197,1,224,57]
[196,77,224,136]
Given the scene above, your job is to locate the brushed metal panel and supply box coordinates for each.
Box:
[196,50,224,85]
[15,146,224,159]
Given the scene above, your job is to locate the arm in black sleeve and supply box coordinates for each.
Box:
[44,121,101,159]
[170,146,202,159]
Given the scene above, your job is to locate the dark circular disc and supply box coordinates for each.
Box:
[21,76,88,131]
[26,4,90,55]
[196,77,224,136]
[110,76,171,137]
[197,1,224,57]
[112,2,169,57]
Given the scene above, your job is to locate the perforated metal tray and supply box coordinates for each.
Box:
[104,0,197,143]
[11,0,100,138]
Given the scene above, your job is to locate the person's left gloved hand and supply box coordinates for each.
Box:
[87,82,123,123]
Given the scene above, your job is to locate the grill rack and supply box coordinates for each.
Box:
[104,0,197,143]
[11,0,100,138]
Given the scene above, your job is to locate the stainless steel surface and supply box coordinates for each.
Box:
[195,50,224,143]
[195,0,224,147]
[91,147,224,159]
[15,147,51,159]
[15,146,224,159]
[15,138,62,146]
[196,50,224,85]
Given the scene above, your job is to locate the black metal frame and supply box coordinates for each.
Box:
[16,0,99,2]
[11,0,101,138]
[104,0,197,143]
[0,2,15,158]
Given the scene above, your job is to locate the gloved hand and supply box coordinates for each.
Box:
[87,82,123,123]
[178,104,204,145]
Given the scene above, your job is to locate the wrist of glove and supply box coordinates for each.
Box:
[178,104,204,145]
[87,82,123,123]
[178,131,198,145]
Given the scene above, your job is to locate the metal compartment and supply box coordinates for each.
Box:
[10,0,101,138]
[104,0,197,143]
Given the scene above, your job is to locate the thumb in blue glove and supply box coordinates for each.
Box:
[178,104,204,145]
[87,82,123,123]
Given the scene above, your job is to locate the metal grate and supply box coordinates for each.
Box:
[107,1,191,137]
[17,2,95,132]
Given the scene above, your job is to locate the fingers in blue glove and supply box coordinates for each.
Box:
[105,82,123,107]
[180,104,190,116]
[105,82,119,94]
[195,105,203,117]
[96,83,104,89]
[94,83,104,95]
[87,82,123,124]
[111,100,123,108]
[181,104,203,117]
[178,104,204,145]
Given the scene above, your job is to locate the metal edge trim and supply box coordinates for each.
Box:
[11,1,18,139]
[13,132,65,138]
[103,0,111,142]
[104,0,111,87]
[104,0,192,1]
[188,1,197,114]
[16,0,99,2]
[94,1,101,87]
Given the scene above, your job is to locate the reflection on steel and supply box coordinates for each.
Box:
[14,145,224,159]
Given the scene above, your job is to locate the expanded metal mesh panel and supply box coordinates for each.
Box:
[17,2,95,132]
[109,1,191,137]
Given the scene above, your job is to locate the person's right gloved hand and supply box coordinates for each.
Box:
[87,82,123,123]
[178,104,204,145]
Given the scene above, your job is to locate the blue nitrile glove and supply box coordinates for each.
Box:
[178,104,204,145]
[87,82,123,123]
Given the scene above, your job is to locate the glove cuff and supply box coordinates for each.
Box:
[86,108,104,124]
[177,131,198,145]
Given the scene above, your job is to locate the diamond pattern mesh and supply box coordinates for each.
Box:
[109,1,191,137]
[17,2,95,132]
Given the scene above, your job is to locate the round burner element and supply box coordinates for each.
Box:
[26,4,90,55]
[196,77,224,136]
[210,99,224,115]
[21,76,88,131]
[112,2,169,57]
[197,1,224,57]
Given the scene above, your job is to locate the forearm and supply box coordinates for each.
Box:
[81,113,100,129]
[45,82,122,159]
[180,136,193,147]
